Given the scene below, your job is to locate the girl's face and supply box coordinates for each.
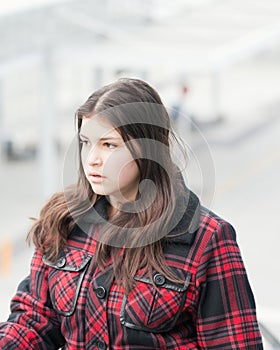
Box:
[80,117,140,206]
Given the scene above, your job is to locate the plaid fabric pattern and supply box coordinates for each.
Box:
[0,204,263,349]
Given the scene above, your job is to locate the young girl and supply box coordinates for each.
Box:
[0,78,263,349]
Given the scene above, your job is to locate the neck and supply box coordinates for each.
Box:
[107,204,120,219]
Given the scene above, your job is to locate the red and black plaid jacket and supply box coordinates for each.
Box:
[0,191,263,349]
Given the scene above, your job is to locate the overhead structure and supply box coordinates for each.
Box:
[1,0,280,73]
[1,0,280,198]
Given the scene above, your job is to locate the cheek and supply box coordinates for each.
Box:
[118,160,139,182]
[106,153,138,180]
[81,149,89,169]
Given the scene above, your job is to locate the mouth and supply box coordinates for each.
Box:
[88,173,105,184]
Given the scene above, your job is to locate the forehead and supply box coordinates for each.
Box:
[80,117,120,139]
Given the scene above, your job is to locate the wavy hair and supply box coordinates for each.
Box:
[28,78,187,293]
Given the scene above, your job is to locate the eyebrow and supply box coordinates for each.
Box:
[79,133,122,141]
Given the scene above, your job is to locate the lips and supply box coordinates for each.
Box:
[88,172,105,184]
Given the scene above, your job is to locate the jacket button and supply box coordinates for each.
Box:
[96,286,106,299]
[56,257,66,268]
[153,273,166,286]
[97,340,106,349]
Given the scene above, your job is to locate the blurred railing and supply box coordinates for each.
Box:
[260,322,280,349]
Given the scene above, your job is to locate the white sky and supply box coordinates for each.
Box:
[0,0,70,15]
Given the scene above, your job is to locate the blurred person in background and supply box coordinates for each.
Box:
[0,78,263,349]
[170,83,189,127]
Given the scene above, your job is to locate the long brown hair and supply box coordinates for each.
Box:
[28,78,188,293]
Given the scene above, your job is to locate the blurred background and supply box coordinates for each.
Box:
[0,0,280,347]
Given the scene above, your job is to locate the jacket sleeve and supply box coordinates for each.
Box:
[0,249,65,350]
[195,221,263,349]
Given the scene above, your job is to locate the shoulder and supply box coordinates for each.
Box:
[188,206,238,264]
[199,205,237,241]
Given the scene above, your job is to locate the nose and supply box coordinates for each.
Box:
[87,147,103,166]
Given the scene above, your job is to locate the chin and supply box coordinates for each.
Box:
[90,186,107,196]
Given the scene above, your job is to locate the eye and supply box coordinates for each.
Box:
[79,138,90,147]
[104,142,117,149]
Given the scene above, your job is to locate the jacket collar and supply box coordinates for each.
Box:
[164,187,200,244]
[81,181,201,246]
